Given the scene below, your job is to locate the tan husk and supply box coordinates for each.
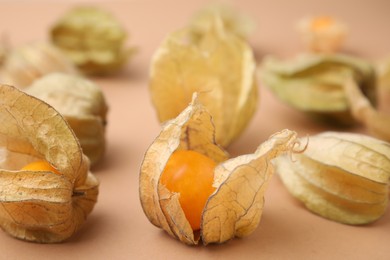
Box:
[0,42,77,89]
[201,129,301,244]
[275,131,390,225]
[140,93,300,245]
[149,18,258,147]
[140,93,228,245]
[26,73,108,166]
[0,84,98,243]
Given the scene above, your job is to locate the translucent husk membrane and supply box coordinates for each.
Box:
[149,17,258,147]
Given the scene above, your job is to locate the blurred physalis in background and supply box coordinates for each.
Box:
[260,53,376,126]
[296,15,347,53]
[0,42,77,89]
[190,3,255,40]
[51,6,135,75]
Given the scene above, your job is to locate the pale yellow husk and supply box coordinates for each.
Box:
[275,131,390,225]
[149,18,258,147]
[0,84,99,243]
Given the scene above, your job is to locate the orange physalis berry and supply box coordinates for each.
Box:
[21,160,61,175]
[160,150,216,231]
[311,16,334,31]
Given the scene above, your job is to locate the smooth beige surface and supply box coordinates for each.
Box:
[0,1,389,259]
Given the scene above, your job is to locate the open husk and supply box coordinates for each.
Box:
[26,73,108,166]
[149,17,258,147]
[275,131,390,225]
[139,94,300,245]
[0,42,77,88]
[0,84,99,243]
[260,53,376,125]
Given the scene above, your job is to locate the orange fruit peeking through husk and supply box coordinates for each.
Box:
[0,84,99,243]
[139,93,301,245]
[160,150,217,231]
[21,160,61,175]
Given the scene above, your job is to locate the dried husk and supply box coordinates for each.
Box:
[343,76,390,142]
[296,16,347,53]
[140,94,300,245]
[275,131,390,225]
[51,6,134,75]
[190,3,255,39]
[0,42,77,89]
[0,84,99,243]
[149,19,258,147]
[26,73,108,166]
[260,53,376,125]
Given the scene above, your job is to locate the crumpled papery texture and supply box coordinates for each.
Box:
[51,6,134,75]
[275,131,390,225]
[140,94,300,245]
[260,53,376,125]
[26,73,108,166]
[0,42,77,89]
[149,19,257,147]
[0,84,99,243]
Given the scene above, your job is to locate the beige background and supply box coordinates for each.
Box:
[0,0,389,259]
